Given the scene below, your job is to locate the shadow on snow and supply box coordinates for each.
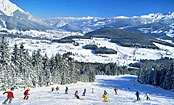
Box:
[94,76,174,99]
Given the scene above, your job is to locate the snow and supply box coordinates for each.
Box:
[119,26,133,29]
[93,22,105,26]
[1,29,83,40]
[0,19,6,28]
[113,16,129,19]
[151,30,163,34]
[140,12,174,20]
[55,20,67,28]
[0,0,25,16]
[0,75,173,105]
[47,17,104,20]
[165,23,174,37]
[7,37,174,66]
[138,28,152,33]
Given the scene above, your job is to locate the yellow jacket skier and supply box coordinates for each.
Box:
[102,90,108,102]
[102,93,107,102]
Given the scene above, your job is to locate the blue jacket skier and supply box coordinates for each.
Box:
[82,89,86,96]
[65,87,68,94]
[75,90,80,99]
[135,90,140,101]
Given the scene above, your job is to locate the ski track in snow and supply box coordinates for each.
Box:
[0,75,173,105]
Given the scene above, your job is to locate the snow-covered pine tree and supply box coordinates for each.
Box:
[11,43,20,65]
[138,58,174,90]
[162,63,174,89]
[0,36,10,64]
[88,64,95,82]
[50,54,61,84]
[68,60,79,83]
[20,46,33,87]
[42,53,52,86]
[59,58,71,85]
[0,36,16,90]
[33,50,44,87]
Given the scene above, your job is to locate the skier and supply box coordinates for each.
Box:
[135,90,140,101]
[75,90,80,99]
[56,86,59,93]
[65,86,68,94]
[145,93,150,100]
[104,90,107,95]
[114,88,118,95]
[24,88,30,100]
[51,87,54,92]
[102,91,108,102]
[82,89,86,96]
[2,88,14,104]
[92,88,94,93]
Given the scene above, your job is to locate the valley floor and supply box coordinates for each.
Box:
[0,75,174,105]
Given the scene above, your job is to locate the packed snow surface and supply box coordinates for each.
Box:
[0,75,173,105]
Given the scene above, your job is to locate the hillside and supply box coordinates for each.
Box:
[59,24,82,32]
[85,27,174,49]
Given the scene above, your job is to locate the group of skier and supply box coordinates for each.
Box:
[2,86,151,104]
[51,86,69,94]
[51,86,60,93]
[102,88,117,102]
[135,90,150,101]
[102,88,150,102]
[2,87,30,104]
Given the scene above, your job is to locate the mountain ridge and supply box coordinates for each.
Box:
[45,12,174,40]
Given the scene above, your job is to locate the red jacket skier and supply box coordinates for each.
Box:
[24,88,30,100]
[114,88,118,95]
[2,88,14,104]
[3,92,14,98]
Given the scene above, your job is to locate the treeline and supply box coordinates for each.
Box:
[138,57,174,90]
[0,36,128,90]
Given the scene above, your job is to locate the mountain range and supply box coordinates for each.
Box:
[45,13,174,40]
[0,0,174,40]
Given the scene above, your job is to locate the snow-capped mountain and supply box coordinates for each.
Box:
[0,0,50,32]
[45,12,174,39]
[0,0,25,16]
[44,16,105,33]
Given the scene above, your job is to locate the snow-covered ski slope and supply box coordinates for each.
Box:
[0,75,173,105]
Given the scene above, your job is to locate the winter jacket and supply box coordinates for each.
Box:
[24,90,29,95]
[65,87,68,92]
[4,91,14,98]
[135,91,140,96]
[102,94,107,102]
[75,92,78,97]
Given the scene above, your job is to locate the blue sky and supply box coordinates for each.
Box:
[11,0,174,18]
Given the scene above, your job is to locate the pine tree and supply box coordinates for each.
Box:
[59,58,70,85]
[0,36,10,64]
[42,53,51,86]
[50,54,61,84]
[0,36,16,89]
[33,50,44,87]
